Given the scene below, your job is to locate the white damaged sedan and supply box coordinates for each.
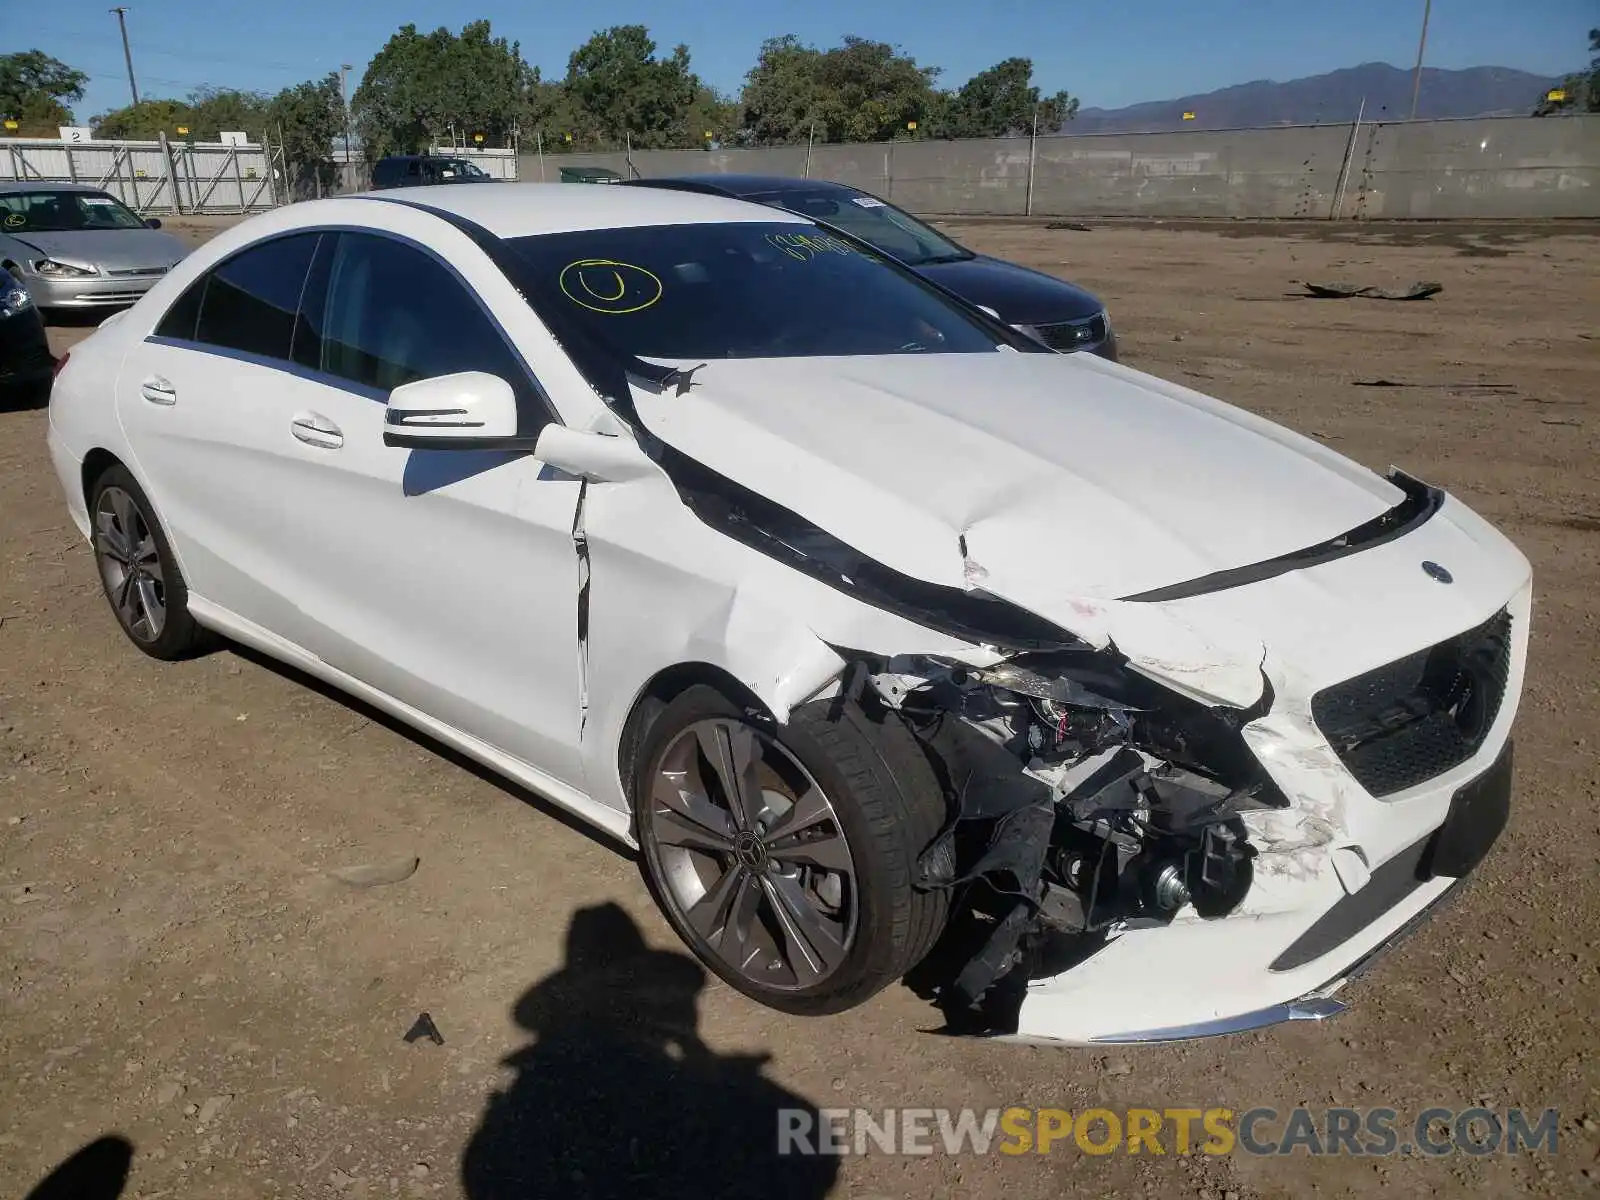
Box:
[47,184,1530,1044]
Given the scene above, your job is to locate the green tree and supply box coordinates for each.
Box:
[267,72,344,195]
[0,50,89,135]
[740,35,940,145]
[1589,26,1600,111]
[185,86,270,140]
[1535,27,1600,115]
[353,21,529,158]
[685,85,740,147]
[90,98,193,140]
[520,73,598,151]
[563,25,699,147]
[935,57,1077,138]
[739,36,826,145]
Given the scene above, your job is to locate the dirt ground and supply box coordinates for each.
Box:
[3,215,1597,1199]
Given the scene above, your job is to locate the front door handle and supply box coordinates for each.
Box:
[140,376,176,405]
[290,412,343,450]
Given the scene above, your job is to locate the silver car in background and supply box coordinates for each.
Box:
[0,183,189,311]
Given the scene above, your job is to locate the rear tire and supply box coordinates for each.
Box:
[632,684,949,1015]
[88,464,205,660]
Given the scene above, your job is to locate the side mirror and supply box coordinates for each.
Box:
[145,217,163,229]
[384,371,521,450]
[534,424,656,483]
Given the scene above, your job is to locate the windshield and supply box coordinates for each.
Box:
[505,221,1003,361]
[437,159,489,179]
[748,189,971,267]
[0,190,147,233]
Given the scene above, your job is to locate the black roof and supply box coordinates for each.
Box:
[375,153,477,162]
[627,175,865,200]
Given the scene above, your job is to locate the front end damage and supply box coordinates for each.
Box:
[829,568,1525,1043]
[843,642,1282,1037]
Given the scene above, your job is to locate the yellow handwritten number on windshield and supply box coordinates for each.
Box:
[765,232,855,262]
[558,259,663,314]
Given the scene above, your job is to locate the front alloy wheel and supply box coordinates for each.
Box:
[634,686,949,1015]
[646,716,859,991]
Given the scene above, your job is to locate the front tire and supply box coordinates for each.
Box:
[632,685,949,1015]
[88,464,205,660]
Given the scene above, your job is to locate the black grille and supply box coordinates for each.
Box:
[1312,609,1512,798]
[1034,314,1106,352]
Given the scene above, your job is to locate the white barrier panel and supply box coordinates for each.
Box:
[1,138,277,214]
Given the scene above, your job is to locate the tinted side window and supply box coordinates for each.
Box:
[314,233,546,432]
[193,233,319,361]
[154,276,206,340]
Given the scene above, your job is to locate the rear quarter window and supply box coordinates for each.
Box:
[156,234,320,360]
[192,234,319,361]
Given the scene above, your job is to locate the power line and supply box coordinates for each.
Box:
[17,21,333,76]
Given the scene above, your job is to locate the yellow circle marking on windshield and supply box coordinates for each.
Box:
[3,213,23,229]
[559,259,663,314]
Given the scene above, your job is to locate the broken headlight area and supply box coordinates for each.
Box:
[865,647,1285,1036]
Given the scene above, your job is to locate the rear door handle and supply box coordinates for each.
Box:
[290,412,343,450]
[140,376,176,406]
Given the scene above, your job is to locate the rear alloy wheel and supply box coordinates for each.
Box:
[90,465,204,660]
[634,685,949,1015]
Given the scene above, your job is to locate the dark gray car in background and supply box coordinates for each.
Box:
[626,174,1117,359]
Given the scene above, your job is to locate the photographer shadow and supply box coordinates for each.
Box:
[462,902,839,1200]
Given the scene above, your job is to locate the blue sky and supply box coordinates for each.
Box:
[13,0,1593,124]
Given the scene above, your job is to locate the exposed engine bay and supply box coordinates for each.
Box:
[848,647,1282,1035]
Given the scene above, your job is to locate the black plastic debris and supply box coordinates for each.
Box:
[1046,221,1094,232]
[1297,279,1442,301]
[403,1012,445,1046]
[1352,379,1516,393]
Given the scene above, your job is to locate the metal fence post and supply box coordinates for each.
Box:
[1026,108,1039,217]
[158,131,182,215]
[1329,98,1366,221]
[122,147,139,212]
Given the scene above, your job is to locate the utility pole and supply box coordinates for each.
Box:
[1408,0,1432,120]
[109,8,140,106]
[339,64,353,160]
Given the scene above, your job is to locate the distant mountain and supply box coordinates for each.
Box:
[1070,63,1560,134]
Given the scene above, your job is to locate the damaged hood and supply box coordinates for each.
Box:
[630,351,1402,609]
